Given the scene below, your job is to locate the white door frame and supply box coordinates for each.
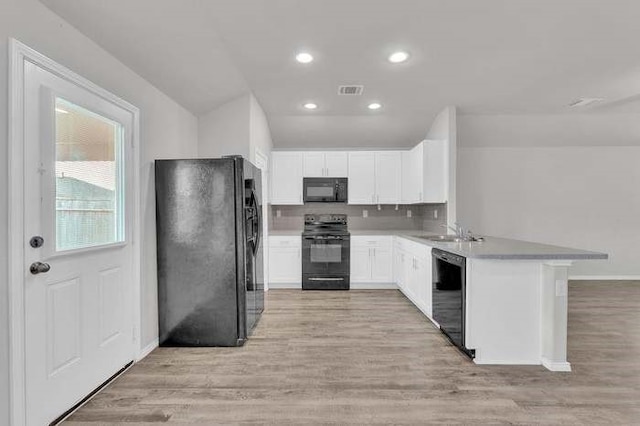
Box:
[7,39,142,425]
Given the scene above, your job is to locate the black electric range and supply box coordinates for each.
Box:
[301,214,350,290]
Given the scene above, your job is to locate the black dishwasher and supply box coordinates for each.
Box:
[432,249,474,358]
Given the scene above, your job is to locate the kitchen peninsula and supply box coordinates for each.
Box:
[269,229,607,371]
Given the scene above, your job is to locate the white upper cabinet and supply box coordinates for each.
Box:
[422,139,448,203]
[400,140,448,204]
[348,151,401,204]
[324,152,348,177]
[271,152,303,205]
[374,151,402,204]
[302,152,325,177]
[273,142,446,206]
[401,144,423,203]
[302,151,348,177]
[347,152,376,204]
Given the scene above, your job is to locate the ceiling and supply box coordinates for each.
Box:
[40,0,640,148]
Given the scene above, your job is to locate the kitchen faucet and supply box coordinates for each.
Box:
[442,222,465,238]
[440,222,483,241]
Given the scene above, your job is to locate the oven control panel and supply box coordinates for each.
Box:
[304,214,347,225]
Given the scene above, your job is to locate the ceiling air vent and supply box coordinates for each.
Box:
[338,85,364,96]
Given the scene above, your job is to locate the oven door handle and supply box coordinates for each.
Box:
[308,277,345,281]
[303,236,344,240]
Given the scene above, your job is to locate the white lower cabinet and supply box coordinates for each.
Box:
[268,236,301,285]
[268,234,433,317]
[371,246,393,282]
[394,237,432,317]
[350,236,393,283]
[350,246,373,282]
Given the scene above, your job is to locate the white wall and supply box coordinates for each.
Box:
[0,1,199,421]
[198,93,273,163]
[458,113,640,147]
[426,106,457,226]
[198,94,251,159]
[249,94,273,163]
[458,115,640,277]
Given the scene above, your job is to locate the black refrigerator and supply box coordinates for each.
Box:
[155,156,264,347]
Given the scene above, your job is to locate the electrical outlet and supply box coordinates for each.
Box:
[276,209,281,218]
[433,209,438,219]
[363,209,368,218]
[407,210,412,218]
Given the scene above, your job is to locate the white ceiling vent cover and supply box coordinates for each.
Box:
[338,85,364,96]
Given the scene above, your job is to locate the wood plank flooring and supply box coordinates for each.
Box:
[64,281,640,424]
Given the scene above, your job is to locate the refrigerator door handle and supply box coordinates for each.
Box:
[251,189,261,255]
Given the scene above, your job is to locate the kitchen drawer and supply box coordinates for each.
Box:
[351,235,392,248]
[268,236,301,248]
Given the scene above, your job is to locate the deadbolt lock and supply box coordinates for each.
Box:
[30,236,44,248]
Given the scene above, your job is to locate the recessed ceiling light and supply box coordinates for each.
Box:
[303,103,318,110]
[368,102,382,110]
[296,52,314,64]
[388,51,409,63]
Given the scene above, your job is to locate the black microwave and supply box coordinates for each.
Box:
[303,178,348,203]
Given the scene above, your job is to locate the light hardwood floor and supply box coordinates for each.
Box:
[64,281,640,424]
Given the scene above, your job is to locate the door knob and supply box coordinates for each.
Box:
[30,262,51,275]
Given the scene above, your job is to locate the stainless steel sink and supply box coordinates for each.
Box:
[423,235,465,242]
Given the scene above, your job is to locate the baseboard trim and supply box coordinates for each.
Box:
[268,282,399,290]
[473,358,540,366]
[541,357,572,372]
[268,282,302,289]
[350,282,398,290]
[137,338,159,362]
[569,275,640,281]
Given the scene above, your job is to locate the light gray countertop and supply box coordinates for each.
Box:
[268,229,607,260]
[269,229,429,236]
[398,235,607,260]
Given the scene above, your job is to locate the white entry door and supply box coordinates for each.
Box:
[22,60,136,425]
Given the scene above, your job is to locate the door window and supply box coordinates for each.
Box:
[54,97,125,251]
